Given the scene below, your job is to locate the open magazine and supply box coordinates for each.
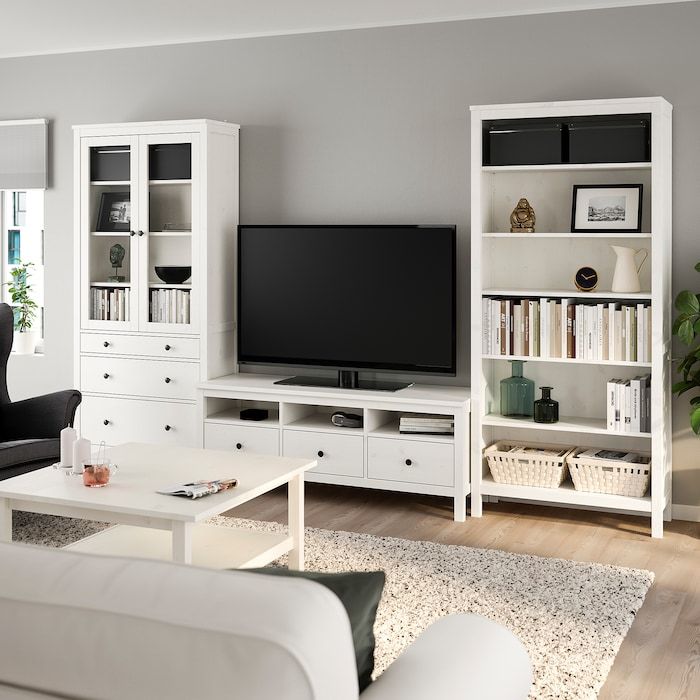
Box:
[157,478,238,499]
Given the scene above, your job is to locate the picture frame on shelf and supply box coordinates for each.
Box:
[96,191,131,232]
[571,184,643,233]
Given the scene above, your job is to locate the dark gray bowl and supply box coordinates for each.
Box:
[154,266,191,284]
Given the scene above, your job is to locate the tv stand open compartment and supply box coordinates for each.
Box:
[274,370,412,392]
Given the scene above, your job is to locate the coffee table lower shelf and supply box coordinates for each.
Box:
[65,524,292,569]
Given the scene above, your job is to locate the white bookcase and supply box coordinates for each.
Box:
[73,119,239,448]
[469,98,672,537]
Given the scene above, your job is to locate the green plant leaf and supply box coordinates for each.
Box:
[691,396,700,405]
[691,405,700,435]
[673,380,693,395]
[695,261,700,273]
[676,290,700,315]
[673,314,690,334]
[678,319,695,345]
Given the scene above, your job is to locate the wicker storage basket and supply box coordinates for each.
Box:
[484,441,575,488]
[567,449,651,497]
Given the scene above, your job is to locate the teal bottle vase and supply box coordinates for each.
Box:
[500,360,534,417]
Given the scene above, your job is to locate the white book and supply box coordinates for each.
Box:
[552,301,562,358]
[596,304,605,361]
[491,299,500,355]
[532,301,540,357]
[606,380,617,431]
[607,303,618,361]
[613,380,622,431]
[185,291,191,324]
[584,306,594,360]
[504,300,511,356]
[624,306,633,362]
[630,376,642,433]
[482,298,491,355]
[645,307,652,363]
[575,304,584,359]
[560,299,569,360]
[540,298,549,359]
[614,309,623,362]
[513,303,522,356]
[636,304,646,363]
[624,381,632,432]
[602,307,610,361]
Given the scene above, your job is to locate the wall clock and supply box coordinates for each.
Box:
[574,266,598,292]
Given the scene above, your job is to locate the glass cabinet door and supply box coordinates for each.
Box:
[81,136,139,330]
[137,134,198,333]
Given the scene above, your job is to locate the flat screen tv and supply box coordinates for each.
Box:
[237,225,456,391]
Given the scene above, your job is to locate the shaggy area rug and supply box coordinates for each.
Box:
[12,512,653,700]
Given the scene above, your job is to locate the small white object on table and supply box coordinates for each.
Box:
[0,442,315,569]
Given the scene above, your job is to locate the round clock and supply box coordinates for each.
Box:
[574,266,598,292]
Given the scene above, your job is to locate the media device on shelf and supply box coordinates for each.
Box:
[237,225,456,391]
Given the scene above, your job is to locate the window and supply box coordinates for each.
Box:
[1,190,45,345]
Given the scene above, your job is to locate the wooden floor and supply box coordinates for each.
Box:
[231,484,700,700]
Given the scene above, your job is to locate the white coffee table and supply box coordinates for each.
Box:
[0,442,316,569]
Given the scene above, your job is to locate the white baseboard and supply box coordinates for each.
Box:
[672,503,700,523]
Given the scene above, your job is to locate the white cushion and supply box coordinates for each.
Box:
[0,542,359,700]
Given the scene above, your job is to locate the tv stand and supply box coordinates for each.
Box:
[275,370,412,392]
[198,373,470,520]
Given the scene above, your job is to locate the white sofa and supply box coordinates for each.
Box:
[0,542,533,699]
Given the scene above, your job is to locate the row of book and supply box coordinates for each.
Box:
[399,414,454,436]
[149,289,191,324]
[482,297,652,363]
[90,287,130,322]
[606,375,651,433]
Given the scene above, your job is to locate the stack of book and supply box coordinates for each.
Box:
[150,288,191,324]
[399,414,454,436]
[606,375,651,433]
[90,286,130,322]
[482,297,651,362]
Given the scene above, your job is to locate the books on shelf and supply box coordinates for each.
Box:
[482,297,651,362]
[399,414,454,435]
[90,286,130,321]
[606,374,651,433]
[149,288,191,324]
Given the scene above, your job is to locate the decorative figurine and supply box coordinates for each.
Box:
[108,243,126,282]
[510,197,536,233]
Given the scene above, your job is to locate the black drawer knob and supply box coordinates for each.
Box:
[164,377,171,383]
[317,450,324,458]
[129,230,136,237]
[103,419,110,426]
[164,425,172,431]
[138,230,145,237]
[164,344,171,351]
[103,373,110,379]
[103,341,110,347]
[405,459,412,466]
[236,443,242,450]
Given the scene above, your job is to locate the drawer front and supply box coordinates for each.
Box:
[81,355,198,401]
[204,422,279,456]
[367,437,454,487]
[282,430,363,478]
[80,396,197,447]
[81,333,199,360]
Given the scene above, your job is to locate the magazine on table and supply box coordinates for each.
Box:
[157,478,238,499]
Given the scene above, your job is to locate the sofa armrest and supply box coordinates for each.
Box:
[361,614,532,700]
[0,390,81,440]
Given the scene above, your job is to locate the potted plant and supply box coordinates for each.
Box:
[672,261,700,435]
[5,261,38,355]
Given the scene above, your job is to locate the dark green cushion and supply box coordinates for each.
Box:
[245,568,385,691]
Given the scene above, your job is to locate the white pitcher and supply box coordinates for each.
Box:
[611,245,648,293]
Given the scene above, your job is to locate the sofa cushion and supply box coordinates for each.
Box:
[246,568,385,691]
[0,439,58,470]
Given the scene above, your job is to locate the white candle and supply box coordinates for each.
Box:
[72,438,91,475]
[60,427,77,467]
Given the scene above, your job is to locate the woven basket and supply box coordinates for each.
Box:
[567,449,651,497]
[484,441,575,488]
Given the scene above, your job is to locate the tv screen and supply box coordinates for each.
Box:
[238,225,456,375]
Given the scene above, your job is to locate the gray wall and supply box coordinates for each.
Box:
[2,2,699,505]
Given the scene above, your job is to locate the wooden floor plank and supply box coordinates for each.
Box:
[230,484,700,698]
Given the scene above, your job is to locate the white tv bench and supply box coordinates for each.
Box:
[198,374,471,520]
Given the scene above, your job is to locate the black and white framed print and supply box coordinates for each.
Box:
[571,184,643,233]
[96,191,131,232]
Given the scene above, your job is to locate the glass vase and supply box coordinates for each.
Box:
[500,360,534,417]
[534,386,559,423]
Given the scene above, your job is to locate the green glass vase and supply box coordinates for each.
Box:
[500,360,534,417]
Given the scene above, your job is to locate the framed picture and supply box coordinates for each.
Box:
[571,184,643,233]
[96,191,131,232]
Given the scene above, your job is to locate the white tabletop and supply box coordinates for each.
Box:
[0,443,315,523]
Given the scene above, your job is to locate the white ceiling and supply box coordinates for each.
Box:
[0,0,694,59]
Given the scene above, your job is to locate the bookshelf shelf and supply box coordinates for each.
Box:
[482,413,651,438]
[90,180,129,186]
[148,283,192,289]
[91,231,131,237]
[481,162,651,173]
[482,288,652,300]
[90,282,131,288]
[482,354,652,368]
[471,97,672,537]
[483,232,653,239]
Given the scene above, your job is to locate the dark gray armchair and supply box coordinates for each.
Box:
[0,303,81,479]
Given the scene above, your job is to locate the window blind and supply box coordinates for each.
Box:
[0,119,48,189]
